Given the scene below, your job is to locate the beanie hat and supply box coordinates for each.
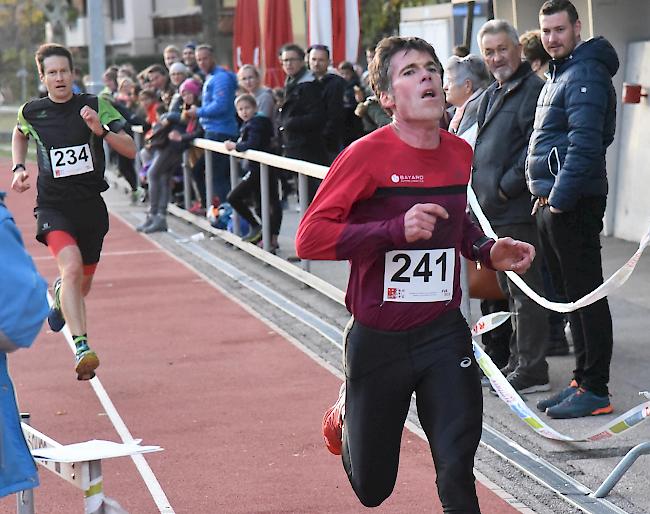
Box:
[168,62,189,75]
[179,78,201,97]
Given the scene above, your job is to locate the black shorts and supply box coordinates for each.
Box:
[35,196,109,265]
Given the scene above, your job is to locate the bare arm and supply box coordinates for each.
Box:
[105,129,137,159]
[11,126,30,193]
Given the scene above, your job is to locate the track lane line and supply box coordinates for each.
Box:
[47,292,175,514]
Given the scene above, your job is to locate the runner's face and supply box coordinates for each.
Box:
[41,55,73,103]
[540,11,581,59]
[380,49,445,125]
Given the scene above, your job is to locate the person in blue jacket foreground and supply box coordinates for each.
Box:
[0,191,49,498]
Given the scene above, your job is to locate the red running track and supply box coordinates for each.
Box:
[0,161,522,513]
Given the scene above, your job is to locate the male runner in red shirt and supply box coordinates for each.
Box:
[296,36,535,512]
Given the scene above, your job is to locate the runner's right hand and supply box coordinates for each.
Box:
[404,203,449,242]
[11,170,30,193]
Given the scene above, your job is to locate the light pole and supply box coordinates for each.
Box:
[87,0,106,95]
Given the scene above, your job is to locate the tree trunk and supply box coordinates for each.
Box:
[201,0,233,68]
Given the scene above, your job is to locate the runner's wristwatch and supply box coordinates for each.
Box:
[11,163,26,173]
[472,235,494,270]
[100,124,111,138]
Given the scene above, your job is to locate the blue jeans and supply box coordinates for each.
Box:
[205,131,238,204]
[535,196,612,396]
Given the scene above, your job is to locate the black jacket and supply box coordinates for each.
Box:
[472,62,544,226]
[235,114,273,153]
[278,68,328,164]
[526,37,618,211]
[320,73,346,153]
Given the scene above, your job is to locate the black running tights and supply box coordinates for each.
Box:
[342,309,483,513]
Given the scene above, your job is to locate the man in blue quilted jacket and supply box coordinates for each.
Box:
[526,0,618,419]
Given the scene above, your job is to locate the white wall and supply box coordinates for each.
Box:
[612,41,650,241]
[400,4,454,60]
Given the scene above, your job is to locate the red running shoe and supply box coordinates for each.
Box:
[322,383,346,455]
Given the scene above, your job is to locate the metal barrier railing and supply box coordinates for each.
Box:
[130,127,328,273]
[18,414,117,514]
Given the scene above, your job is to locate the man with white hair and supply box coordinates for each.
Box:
[444,54,490,143]
[474,19,550,394]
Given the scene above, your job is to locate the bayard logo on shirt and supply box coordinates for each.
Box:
[390,173,425,184]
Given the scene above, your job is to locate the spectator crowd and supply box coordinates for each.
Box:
[75,0,616,419]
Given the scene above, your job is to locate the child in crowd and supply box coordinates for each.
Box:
[225,94,282,251]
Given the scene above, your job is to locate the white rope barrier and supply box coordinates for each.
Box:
[472,313,650,442]
[467,186,650,313]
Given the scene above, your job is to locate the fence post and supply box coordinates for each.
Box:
[205,149,214,213]
[83,460,106,514]
[182,150,192,210]
[297,173,311,272]
[229,155,241,236]
[260,163,271,252]
[592,442,650,498]
[16,414,35,514]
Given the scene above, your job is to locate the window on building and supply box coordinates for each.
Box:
[110,0,125,21]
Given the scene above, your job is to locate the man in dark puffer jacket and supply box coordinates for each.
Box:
[526,0,618,419]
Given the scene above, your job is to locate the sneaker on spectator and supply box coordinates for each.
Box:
[74,336,99,381]
[545,387,613,419]
[506,373,551,394]
[242,225,262,244]
[322,383,346,455]
[188,201,205,216]
[257,238,279,254]
[536,379,579,412]
[47,277,65,332]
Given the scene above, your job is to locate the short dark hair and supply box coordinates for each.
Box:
[307,44,330,58]
[453,45,470,58]
[338,61,354,73]
[368,36,442,98]
[148,64,168,77]
[279,43,305,61]
[103,67,118,83]
[519,30,551,65]
[540,0,579,24]
[35,44,73,76]
[138,88,157,100]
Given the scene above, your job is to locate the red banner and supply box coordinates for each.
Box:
[233,0,261,71]
[263,0,293,88]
